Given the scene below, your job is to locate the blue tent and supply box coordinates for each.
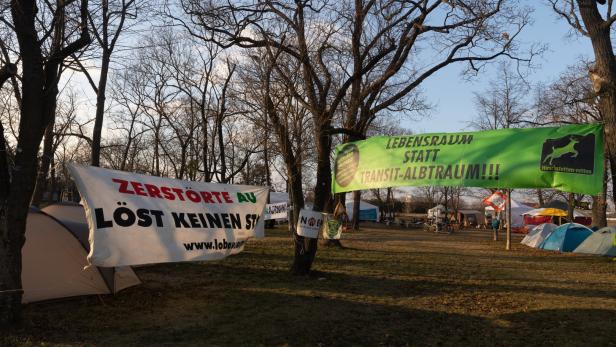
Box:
[573,227,616,256]
[346,200,380,222]
[539,223,593,252]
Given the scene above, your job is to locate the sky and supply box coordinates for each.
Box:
[405,0,594,134]
[64,1,595,135]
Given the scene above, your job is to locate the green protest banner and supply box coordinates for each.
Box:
[332,124,604,195]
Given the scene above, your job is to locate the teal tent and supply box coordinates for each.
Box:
[539,223,593,252]
[573,227,616,256]
[346,200,380,222]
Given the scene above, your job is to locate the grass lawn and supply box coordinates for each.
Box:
[3,224,616,346]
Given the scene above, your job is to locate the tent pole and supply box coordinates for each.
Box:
[506,189,511,251]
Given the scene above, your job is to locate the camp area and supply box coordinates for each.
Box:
[3,224,616,346]
[6,0,616,344]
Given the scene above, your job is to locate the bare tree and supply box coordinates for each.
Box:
[471,62,531,130]
[32,91,84,204]
[0,0,90,325]
[76,0,140,167]
[0,63,16,90]
[105,72,149,171]
[175,0,537,274]
[416,186,442,209]
[104,28,258,181]
[258,49,314,273]
[549,0,616,224]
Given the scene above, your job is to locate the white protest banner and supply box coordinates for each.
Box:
[68,164,268,267]
[264,202,288,220]
[296,209,323,239]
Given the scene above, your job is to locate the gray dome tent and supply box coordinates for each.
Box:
[573,227,616,256]
[521,223,558,248]
[21,205,140,303]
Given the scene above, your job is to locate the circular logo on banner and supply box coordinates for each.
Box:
[335,144,360,187]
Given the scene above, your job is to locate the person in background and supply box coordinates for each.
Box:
[491,216,500,241]
[333,201,349,233]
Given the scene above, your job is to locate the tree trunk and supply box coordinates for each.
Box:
[0,79,47,326]
[119,118,136,171]
[0,64,17,88]
[1,0,47,324]
[0,209,26,326]
[570,1,616,227]
[2,146,46,324]
[264,90,313,275]
[506,189,511,250]
[352,190,361,230]
[592,149,609,228]
[567,193,575,222]
[264,131,271,189]
[608,154,616,209]
[291,120,331,274]
[91,53,110,167]
[50,156,57,198]
[592,194,607,228]
[179,143,188,179]
[154,122,161,176]
[31,120,56,206]
[202,116,210,182]
[217,114,226,182]
[577,1,616,173]
[30,0,66,204]
[537,189,545,206]
[285,149,309,274]
[1,0,89,325]
[313,123,333,213]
